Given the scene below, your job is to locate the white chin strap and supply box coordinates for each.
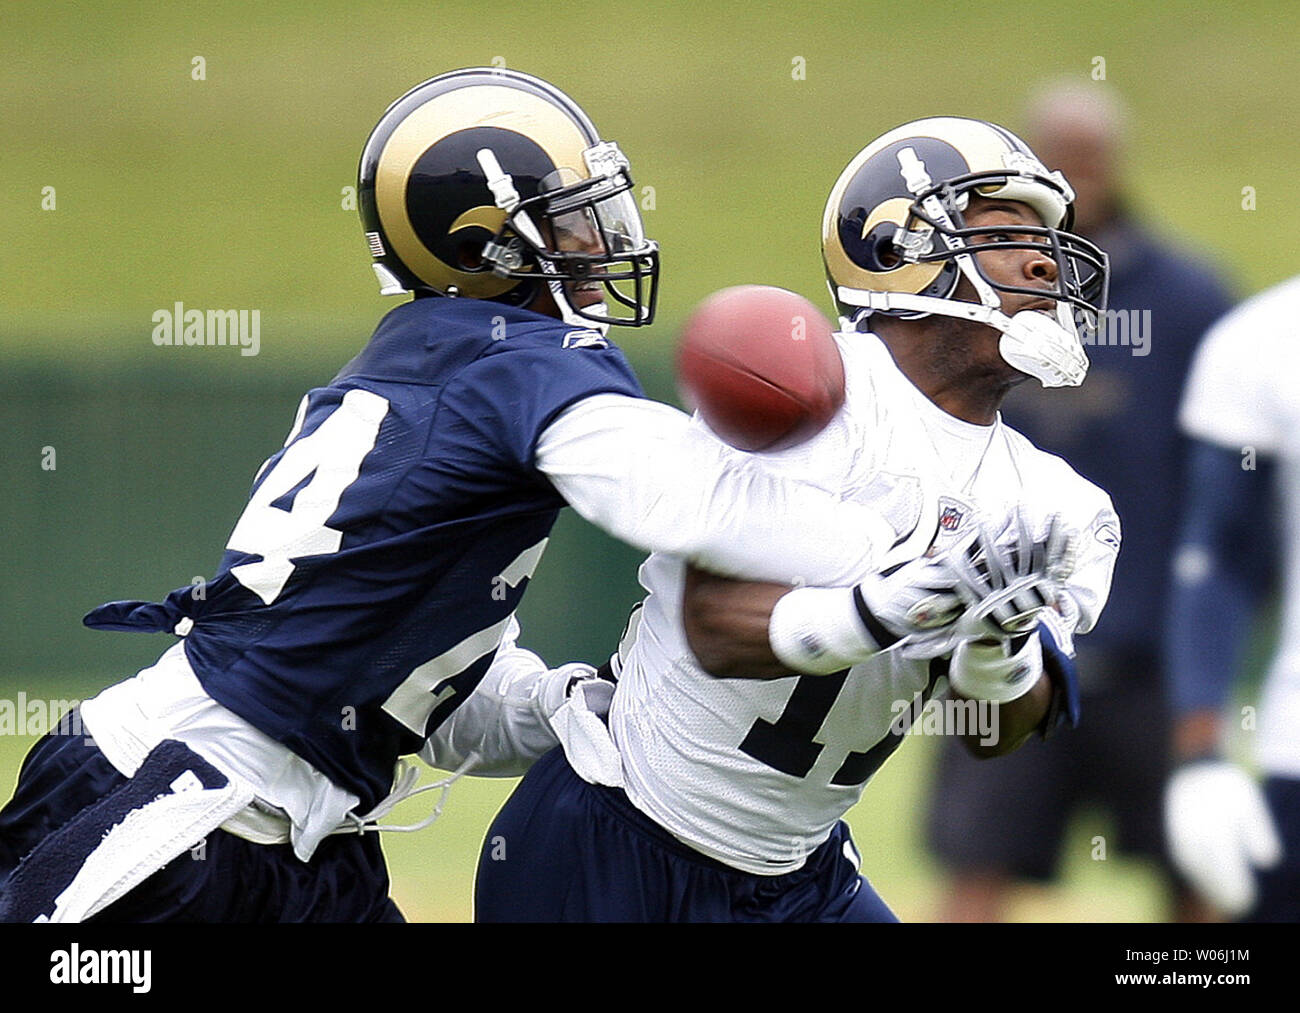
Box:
[838,286,1089,388]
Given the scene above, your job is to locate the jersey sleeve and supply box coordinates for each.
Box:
[1043,459,1121,636]
[534,393,901,586]
[440,340,644,473]
[1179,291,1283,453]
[418,615,569,777]
[1067,497,1122,635]
[1163,440,1275,714]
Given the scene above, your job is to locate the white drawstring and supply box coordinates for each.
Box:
[333,751,482,837]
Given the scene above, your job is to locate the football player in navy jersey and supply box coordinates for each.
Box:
[0,69,919,923]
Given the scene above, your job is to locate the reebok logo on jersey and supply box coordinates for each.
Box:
[1093,520,1120,551]
[562,329,608,350]
[1005,662,1032,685]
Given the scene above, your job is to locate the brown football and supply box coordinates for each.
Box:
[676,285,845,452]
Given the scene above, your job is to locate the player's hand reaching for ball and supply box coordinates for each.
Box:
[853,549,971,648]
[950,512,1075,637]
[895,511,1076,660]
[685,511,1080,684]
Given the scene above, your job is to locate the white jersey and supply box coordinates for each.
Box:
[1179,274,1300,777]
[609,331,1120,874]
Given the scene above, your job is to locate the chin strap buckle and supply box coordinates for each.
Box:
[482,238,525,276]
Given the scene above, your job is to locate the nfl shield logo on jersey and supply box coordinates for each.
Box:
[938,502,965,532]
[926,496,975,556]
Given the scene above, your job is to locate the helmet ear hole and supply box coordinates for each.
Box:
[862,223,903,271]
[455,239,486,271]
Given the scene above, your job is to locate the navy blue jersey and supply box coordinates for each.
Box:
[84,298,643,810]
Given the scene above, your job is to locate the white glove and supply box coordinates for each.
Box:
[948,512,1075,637]
[1164,761,1283,917]
[856,538,972,642]
[899,513,1074,659]
[770,562,964,675]
[776,514,1077,673]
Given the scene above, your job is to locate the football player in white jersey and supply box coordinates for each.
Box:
[1164,275,1300,920]
[474,116,1120,922]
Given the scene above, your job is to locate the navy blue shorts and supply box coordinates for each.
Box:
[1250,776,1300,923]
[474,747,897,922]
[927,676,1172,881]
[0,718,404,923]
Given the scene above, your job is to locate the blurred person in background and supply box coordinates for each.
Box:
[1164,276,1295,922]
[925,79,1234,922]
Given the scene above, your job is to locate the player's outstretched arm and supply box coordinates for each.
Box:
[419,617,610,777]
[683,511,1091,759]
[683,563,1060,754]
[682,543,979,681]
[535,394,899,587]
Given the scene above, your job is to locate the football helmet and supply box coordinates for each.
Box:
[821,117,1108,386]
[358,68,658,328]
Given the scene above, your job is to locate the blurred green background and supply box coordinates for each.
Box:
[3,0,1296,921]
